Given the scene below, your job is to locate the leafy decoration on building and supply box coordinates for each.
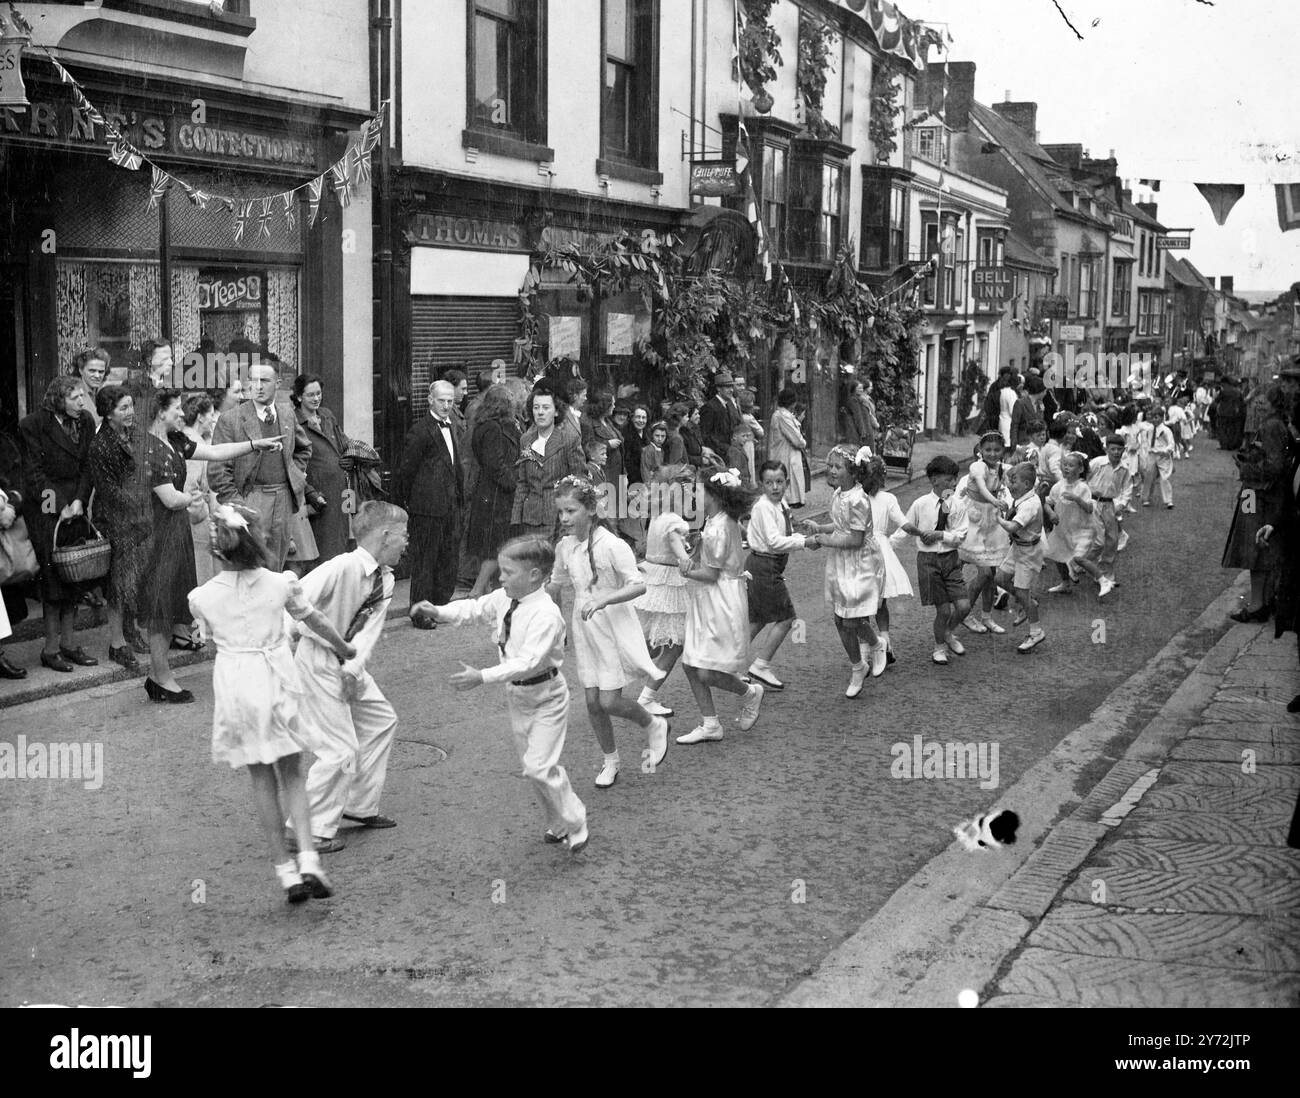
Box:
[735,0,782,114]
[796,13,839,140]
[869,58,901,164]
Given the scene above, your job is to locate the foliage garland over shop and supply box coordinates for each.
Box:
[735,0,783,114]
[795,13,840,141]
[868,58,902,164]
[518,237,924,431]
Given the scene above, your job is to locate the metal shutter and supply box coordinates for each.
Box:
[409,296,520,416]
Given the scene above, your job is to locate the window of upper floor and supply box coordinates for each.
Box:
[860,167,908,271]
[787,143,851,265]
[90,0,255,34]
[465,0,549,159]
[914,125,949,165]
[599,0,660,180]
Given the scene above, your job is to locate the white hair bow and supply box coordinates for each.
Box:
[212,503,249,531]
[854,445,874,465]
[711,468,742,488]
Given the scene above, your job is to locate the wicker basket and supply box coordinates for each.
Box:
[52,513,112,584]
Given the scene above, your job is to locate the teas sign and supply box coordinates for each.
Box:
[0,33,29,110]
[972,266,1012,302]
[689,161,741,197]
[199,275,263,310]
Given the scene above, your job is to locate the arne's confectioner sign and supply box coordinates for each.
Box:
[0,97,317,169]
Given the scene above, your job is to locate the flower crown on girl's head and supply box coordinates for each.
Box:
[828,444,872,468]
[211,502,250,532]
[709,468,742,489]
[555,474,594,494]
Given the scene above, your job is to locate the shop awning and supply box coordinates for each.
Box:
[410,247,532,297]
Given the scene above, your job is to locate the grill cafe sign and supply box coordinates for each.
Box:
[0,98,318,168]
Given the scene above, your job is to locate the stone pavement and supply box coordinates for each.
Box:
[0,434,977,710]
[784,617,1300,1008]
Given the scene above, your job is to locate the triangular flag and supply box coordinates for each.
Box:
[306,176,323,227]
[1276,184,1300,232]
[349,144,371,186]
[146,166,171,211]
[1194,183,1245,227]
[1138,178,1161,192]
[329,160,353,208]
[281,191,297,233]
[360,117,381,156]
[107,138,143,171]
[180,181,211,210]
[232,200,251,244]
[255,196,273,239]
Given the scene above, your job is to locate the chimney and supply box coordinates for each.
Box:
[1122,188,1132,204]
[1137,201,1158,220]
[1043,143,1084,170]
[1220,276,1234,295]
[992,99,1037,142]
[917,61,975,131]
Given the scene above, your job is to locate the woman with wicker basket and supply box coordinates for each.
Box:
[137,388,287,702]
[18,377,101,673]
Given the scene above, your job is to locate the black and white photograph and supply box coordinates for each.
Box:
[0,0,1296,1065]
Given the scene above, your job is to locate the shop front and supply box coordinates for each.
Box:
[0,69,365,423]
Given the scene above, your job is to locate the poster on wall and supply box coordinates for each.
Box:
[548,315,581,360]
[606,312,635,356]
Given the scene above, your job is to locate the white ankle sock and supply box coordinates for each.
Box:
[297,850,322,877]
[851,660,866,671]
[603,751,620,767]
[703,715,722,732]
[751,657,771,673]
[637,686,657,705]
[275,860,302,886]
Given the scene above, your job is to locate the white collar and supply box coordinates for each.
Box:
[355,545,381,576]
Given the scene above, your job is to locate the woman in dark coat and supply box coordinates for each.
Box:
[19,376,100,673]
[510,383,585,539]
[1223,385,1296,622]
[466,382,522,597]
[0,399,29,678]
[1214,378,1246,450]
[292,374,351,563]
[583,388,626,485]
[839,380,870,447]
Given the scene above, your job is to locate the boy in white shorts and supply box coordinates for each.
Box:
[996,462,1046,653]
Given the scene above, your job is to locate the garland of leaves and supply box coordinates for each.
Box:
[868,58,902,164]
[796,13,840,141]
[735,0,782,114]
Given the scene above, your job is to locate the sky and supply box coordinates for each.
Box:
[903,0,1300,293]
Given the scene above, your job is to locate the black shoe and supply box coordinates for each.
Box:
[0,652,26,679]
[40,651,74,673]
[59,646,98,667]
[1229,606,1271,624]
[144,677,195,703]
[342,812,396,829]
[410,616,436,630]
[885,647,897,666]
[108,645,140,670]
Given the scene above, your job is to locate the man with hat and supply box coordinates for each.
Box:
[700,370,743,464]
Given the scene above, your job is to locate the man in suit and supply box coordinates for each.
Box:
[699,370,742,465]
[208,361,311,569]
[396,380,465,626]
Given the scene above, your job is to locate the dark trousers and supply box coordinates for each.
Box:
[409,511,461,605]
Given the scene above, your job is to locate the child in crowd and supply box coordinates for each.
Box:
[995,462,1047,653]
[1015,420,1047,469]
[1143,402,1175,509]
[738,389,765,486]
[676,468,765,743]
[634,500,695,716]
[862,455,911,665]
[189,503,356,904]
[1117,404,1143,515]
[802,445,887,696]
[1044,451,1111,597]
[549,476,668,787]
[414,536,589,853]
[744,460,819,689]
[584,439,608,484]
[896,455,970,666]
[640,421,668,485]
[1087,434,1132,584]
[1174,393,1195,456]
[1166,395,1188,459]
[958,432,1013,636]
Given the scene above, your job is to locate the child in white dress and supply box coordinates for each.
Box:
[676,468,765,743]
[188,504,355,904]
[862,455,912,665]
[551,476,669,788]
[634,504,694,717]
[801,446,886,697]
[959,432,1013,636]
[1043,451,1108,594]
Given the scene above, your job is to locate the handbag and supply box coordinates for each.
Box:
[0,514,39,585]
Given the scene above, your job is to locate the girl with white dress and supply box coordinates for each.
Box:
[634,505,694,717]
[551,477,669,788]
[862,455,913,665]
[675,469,765,744]
[188,503,356,904]
[1043,452,1107,594]
[958,432,1014,636]
[800,446,887,698]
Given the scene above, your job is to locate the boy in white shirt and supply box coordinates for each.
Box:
[895,455,969,664]
[1087,434,1132,585]
[995,462,1046,652]
[412,536,589,853]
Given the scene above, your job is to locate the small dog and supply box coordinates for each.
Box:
[953,809,1020,852]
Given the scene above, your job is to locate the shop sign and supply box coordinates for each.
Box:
[1059,324,1085,341]
[1156,235,1190,249]
[540,225,622,252]
[0,34,29,110]
[689,161,740,197]
[199,274,263,310]
[0,96,317,168]
[972,265,1012,302]
[407,212,525,251]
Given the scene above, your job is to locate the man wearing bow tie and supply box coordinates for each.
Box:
[396,380,465,625]
[208,361,312,569]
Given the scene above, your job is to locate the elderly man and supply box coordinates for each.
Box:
[699,370,743,464]
[208,361,312,569]
[395,380,465,622]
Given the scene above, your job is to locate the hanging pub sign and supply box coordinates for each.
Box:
[0,30,29,110]
[689,160,741,197]
[1156,235,1191,249]
[972,265,1013,302]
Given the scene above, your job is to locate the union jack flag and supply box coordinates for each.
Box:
[349,145,372,186]
[359,116,381,156]
[306,176,323,228]
[281,190,297,233]
[329,161,353,208]
[147,166,171,211]
[254,196,273,240]
[232,200,252,244]
[107,138,143,171]
[736,121,771,283]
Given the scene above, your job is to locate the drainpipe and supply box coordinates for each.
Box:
[371,0,394,465]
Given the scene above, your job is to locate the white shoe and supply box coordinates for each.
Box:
[963,614,989,634]
[566,820,590,854]
[1017,629,1046,653]
[646,717,669,768]
[1117,530,1129,552]
[640,697,674,716]
[1047,582,1071,594]
[983,615,1006,635]
[595,759,620,788]
[737,683,764,730]
[932,648,950,665]
[845,663,867,697]
[945,633,966,656]
[869,642,888,677]
[676,724,723,744]
[1098,575,1115,598]
[746,665,785,690]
